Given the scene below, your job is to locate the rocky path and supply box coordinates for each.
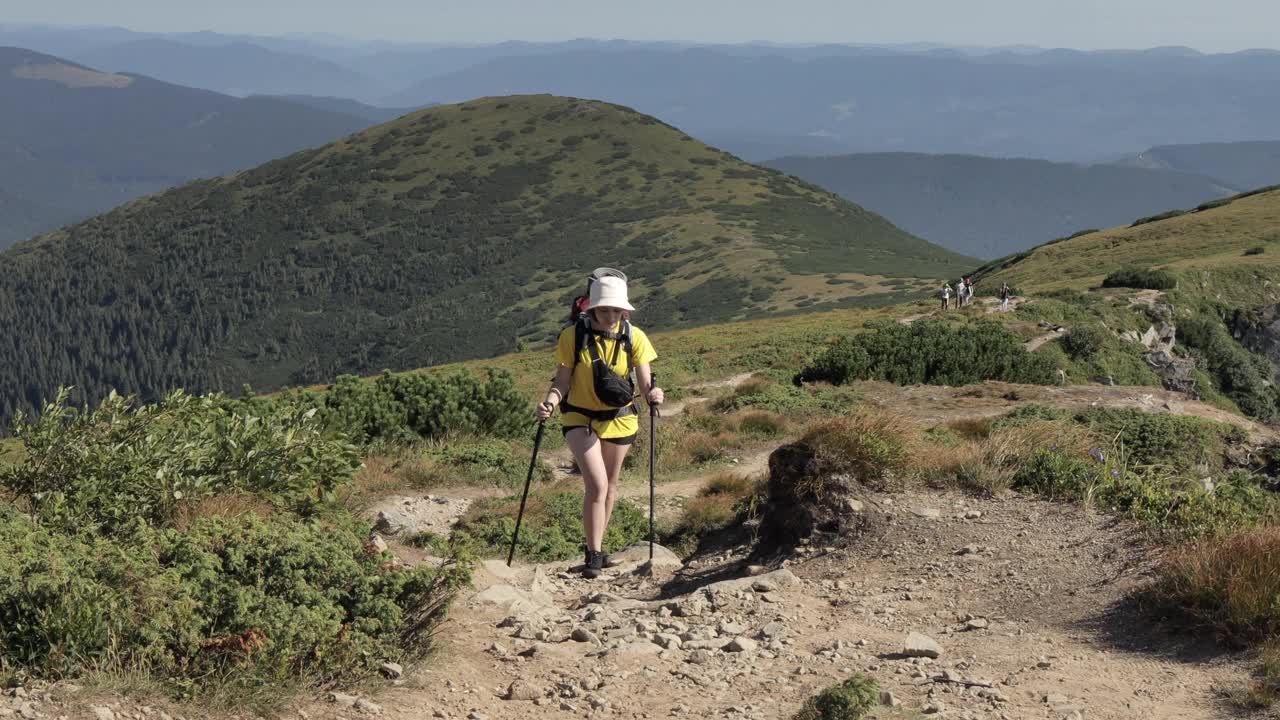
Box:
[302,488,1247,720]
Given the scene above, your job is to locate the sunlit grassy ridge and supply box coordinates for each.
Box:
[983,188,1280,301]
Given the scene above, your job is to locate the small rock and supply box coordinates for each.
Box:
[845,498,865,513]
[965,618,989,631]
[353,698,383,715]
[718,621,747,636]
[923,701,944,714]
[751,579,779,593]
[758,621,787,639]
[1044,693,1069,705]
[964,510,982,520]
[506,680,542,702]
[903,632,944,659]
[686,649,715,665]
[1037,657,1052,669]
[327,692,359,706]
[379,662,403,679]
[880,690,900,707]
[91,708,116,720]
[957,545,980,556]
[366,533,389,553]
[724,637,758,653]
[654,633,683,650]
[911,507,942,519]
[571,628,599,644]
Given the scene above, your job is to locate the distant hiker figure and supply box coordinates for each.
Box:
[940,282,953,310]
[537,271,663,579]
[999,283,1012,312]
[957,276,971,307]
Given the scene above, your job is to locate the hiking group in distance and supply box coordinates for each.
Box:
[940,276,1013,312]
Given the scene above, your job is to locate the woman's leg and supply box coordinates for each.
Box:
[567,428,609,552]
[600,440,631,529]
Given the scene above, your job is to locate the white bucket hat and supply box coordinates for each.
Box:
[588,275,635,311]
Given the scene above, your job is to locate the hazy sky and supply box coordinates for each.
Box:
[9,0,1280,52]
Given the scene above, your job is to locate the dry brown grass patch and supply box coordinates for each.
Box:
[912,419,1094,494]
[800,413,919,491]
[1156,527,1280,643]
[173,494,274,532]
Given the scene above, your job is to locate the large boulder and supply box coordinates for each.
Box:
[755,442,874,551]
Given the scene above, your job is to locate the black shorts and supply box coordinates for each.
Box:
[562,426,638,445]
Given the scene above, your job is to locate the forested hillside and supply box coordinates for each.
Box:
[0,94,971,422]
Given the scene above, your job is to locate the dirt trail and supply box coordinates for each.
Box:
[856,379,1279,444]
[325,371,1271,720]
[303,486,1246,720]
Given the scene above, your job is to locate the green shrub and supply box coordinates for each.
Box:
[427,439,549,487]
[991,404,1067,431]
[457,491,648,562]
[1012,448,1101,500]
[796,319,1058,387]
[2,390,361,536]
[1179,314,1280,421]
[1062,324,1108,359]
[1130,209,1188,227]
[1075,407,1228,470]
[0,508,469,691]
[1196,198,1234,212]
[793,674,879,720]
[1101,268,1177,290]
[313,369,528,445]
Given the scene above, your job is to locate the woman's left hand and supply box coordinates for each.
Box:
[647,387,664,405]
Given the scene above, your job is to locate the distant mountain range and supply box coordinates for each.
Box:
[72,38,383,101]
[5,24,1279,162]
[0,47,375,248]
[766,153,1238,258]
[1114,141,1280,191]
[386,48,1280,162]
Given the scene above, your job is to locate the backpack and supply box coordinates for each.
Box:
[560,268,639,419]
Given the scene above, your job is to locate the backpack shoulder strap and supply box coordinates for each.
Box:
[573,315,591,368]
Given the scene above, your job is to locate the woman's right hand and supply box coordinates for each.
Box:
[536,401,555,421]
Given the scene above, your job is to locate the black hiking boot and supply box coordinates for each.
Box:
[582,550,605,579]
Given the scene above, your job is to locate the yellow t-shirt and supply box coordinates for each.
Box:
[555,322,658,438]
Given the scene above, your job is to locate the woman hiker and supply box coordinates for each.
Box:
[536,274,664,578]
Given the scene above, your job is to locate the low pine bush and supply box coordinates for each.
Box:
[1101,268,1177,290]
[795,319,1058,387]
[1062,324,1108,359]
[1178,314,1280,422]
[793,674,880,720]
[0,389,472,695]
[2,389,361,535]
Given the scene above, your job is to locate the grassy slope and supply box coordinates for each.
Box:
[983,188,1280,303]
[0,94,972,422]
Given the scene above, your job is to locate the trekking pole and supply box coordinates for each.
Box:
[648,372,658,562]
[507,418,547,567]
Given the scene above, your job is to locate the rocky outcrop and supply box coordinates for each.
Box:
[756,443,873,552]
[1231,304,1280,385]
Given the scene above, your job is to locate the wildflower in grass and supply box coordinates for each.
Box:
[1090,447,1106,464]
